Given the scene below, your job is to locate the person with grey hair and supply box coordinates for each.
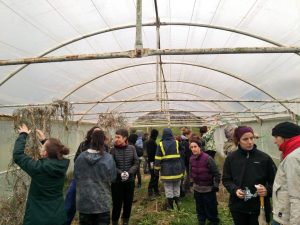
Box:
[223,124,238,156]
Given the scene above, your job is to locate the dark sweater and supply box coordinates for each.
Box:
[145,138,157,163]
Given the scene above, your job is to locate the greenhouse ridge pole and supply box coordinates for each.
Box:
[1,47,300,66]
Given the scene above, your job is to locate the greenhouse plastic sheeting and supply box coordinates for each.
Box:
[1,0,300,125]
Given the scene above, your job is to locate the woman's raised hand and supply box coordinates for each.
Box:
[18,124,31,134]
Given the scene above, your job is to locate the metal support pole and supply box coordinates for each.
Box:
[1,47,300,66]
[154,0,160,100]
[135,0,143,57]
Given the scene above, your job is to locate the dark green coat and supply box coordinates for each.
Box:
[13,133,70,225]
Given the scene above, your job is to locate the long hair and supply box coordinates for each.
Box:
[90,130,106,155]
[45,138,70,160]
[85,126,101,144]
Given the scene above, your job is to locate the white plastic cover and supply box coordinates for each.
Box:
[0,0,300,125]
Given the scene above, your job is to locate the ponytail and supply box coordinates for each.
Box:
[45,138,70,160]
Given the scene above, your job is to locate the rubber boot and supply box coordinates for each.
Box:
[167,198,174,210]
[207,221,219,225]
[123,218,129,225]
[173,197,180,210]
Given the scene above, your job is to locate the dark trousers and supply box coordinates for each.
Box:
[183,166,191,193]
[148,168,159,195]
[135,160,142,186]
[79,212,110,225]
[111,181,135,222]
[194,191,219,224]
[64,179,77,225]
[143,159,149,174]
[231,211,259,225]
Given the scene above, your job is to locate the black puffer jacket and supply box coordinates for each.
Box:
[110,145,139,182]
[222,145,277,221]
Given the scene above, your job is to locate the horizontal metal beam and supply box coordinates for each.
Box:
[73,110,288,116]
[2,20,294,86]
[1,47,300,66]
[1,98,299,108]
[130,123,213,128]
[72,99,300,104]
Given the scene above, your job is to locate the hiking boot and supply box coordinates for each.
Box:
[154,191,161,197]
[123,218,129,225]
[207,221,219,225]
[167,198,174,210]
[173,197,180,210]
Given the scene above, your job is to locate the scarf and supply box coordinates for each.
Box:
[279,135,300,159]
[114,139,128,149]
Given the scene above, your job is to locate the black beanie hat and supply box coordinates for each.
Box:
[272,122,300,138]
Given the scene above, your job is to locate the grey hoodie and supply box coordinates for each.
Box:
[75,150,117,214]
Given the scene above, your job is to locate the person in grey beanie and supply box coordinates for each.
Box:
[271,122,300,225]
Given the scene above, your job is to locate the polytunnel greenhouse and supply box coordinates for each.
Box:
[1,0,300,224]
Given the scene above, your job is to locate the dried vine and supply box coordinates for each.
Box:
[0,100,73,225]
[97,112,127,132]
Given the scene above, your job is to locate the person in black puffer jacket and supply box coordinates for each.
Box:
[222,126,277,225]
[110,129,139,225]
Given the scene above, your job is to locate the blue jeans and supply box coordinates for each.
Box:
[64,179,77,225]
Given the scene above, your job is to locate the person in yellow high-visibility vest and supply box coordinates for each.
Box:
[154,128,184,210]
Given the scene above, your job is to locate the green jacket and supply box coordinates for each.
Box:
[13,133,70,225]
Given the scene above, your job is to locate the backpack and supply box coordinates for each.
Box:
[135,145,144,157]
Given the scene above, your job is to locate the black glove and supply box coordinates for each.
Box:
[212,186,219,192]
[154,169,160,176]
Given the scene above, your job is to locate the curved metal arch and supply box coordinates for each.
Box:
[108,91,225,120]
[76,80,247,122]
[61,61,290,113]
[77,91,225,123]
[1,21,292,86]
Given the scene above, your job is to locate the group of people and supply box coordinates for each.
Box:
[12,121,300,225]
